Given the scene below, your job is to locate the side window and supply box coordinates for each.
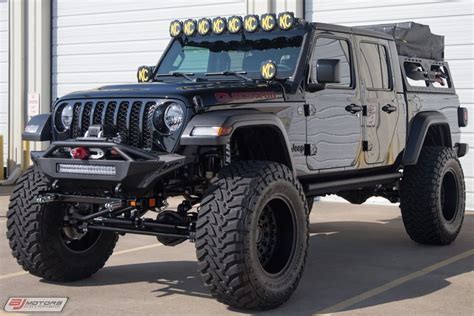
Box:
[359,43,391,90]
[312,37,352,88]
[430,65,451,88]
[404,62,428,87]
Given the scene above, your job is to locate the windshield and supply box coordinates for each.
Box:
[156,28,305,81]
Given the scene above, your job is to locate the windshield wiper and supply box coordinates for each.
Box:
[204,71,253,82]
[156,72,205,82]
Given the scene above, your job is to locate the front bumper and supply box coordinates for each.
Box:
[32,140,187,190]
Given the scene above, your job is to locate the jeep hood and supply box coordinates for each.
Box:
[58,81,287,106]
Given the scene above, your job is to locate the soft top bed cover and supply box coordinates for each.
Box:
[357,22,444,60]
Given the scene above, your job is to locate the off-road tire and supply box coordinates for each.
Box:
[196,161,309,310]
[6,166,118,281]
[400,146,465,245]
[307,196,314,212]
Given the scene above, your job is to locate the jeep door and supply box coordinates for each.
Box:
[355,36,403,166]
[305,33,363,171]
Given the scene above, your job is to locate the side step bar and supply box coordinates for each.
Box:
[305,172,401,196]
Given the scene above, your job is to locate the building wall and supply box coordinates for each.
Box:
[0,0,8,166]
[306,0,474,210]
[52,0,248,99]
[2,0,473,209]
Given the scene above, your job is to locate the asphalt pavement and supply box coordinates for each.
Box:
[0,194,473,315]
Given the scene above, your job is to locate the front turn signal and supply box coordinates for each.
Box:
[191,126,233,136]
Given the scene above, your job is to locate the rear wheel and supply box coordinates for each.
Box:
[306,196,314,212]
[400,146,465,245]
[196,161,309,310]
[7,166,118,281]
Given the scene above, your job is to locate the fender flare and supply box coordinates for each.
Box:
[180,109,294,169]
[22,114,52,141]
[403,111,452,165]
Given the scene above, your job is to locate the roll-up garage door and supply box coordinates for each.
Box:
[0,0,8,167]
[52,0,247,99]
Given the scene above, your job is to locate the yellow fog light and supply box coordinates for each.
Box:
[183,19,197,36]
[197,18,211,35]
[244,15,259,32]
[212,17,226,35]
[227,16,243,33]
[278,12,294,30]
[260,60,277,80]
[169,20,183,37]
[260,13,276,31]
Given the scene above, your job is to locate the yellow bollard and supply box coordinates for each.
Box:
[22,140,31,170]
[0,134,4,180]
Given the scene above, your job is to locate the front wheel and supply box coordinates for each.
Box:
[196,161,309,310]
[7,167,118,281]
[400,147,465,245]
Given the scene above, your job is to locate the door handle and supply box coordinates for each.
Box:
[382,104,397,113]
[345,104,363,114]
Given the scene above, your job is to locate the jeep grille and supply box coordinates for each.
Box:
[55,99,157,149]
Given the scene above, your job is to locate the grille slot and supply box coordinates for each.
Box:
[92,102,105,125]
[62,99,157,149]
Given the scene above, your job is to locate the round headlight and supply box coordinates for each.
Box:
[164,103,184,132]
[61,104,74,130]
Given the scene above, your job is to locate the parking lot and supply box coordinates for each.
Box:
[0,191,472,315]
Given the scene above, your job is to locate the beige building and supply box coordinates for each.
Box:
[1,0,473,208]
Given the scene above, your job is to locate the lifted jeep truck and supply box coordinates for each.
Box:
[8,13,469,310]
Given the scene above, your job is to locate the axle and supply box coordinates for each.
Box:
[36,193,196,244]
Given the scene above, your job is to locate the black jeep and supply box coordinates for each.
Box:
[8,13,468,310]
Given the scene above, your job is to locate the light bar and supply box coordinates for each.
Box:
[183,19,197,36]
[57,164,117,176]
[227,16,243,33]
[169,20,182,37]
[260,13,276,31]
[278,12,294,30]
[212,17,226,34]
[197,18,211,35]
[243,15,259,32]
[169,12,296,38]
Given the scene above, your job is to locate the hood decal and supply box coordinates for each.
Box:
[215,91,278,103]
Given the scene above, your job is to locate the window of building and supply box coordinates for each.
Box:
[359,43,391,90]
[312,37,352,88]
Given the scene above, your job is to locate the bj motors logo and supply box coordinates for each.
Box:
[4,297,68,312]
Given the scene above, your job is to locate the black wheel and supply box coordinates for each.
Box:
[6,166,118,281]
[400,146,465,245]
[196,161,309,310]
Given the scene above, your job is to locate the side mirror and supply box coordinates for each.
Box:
[306,59,340,92]
[137,66,155,83]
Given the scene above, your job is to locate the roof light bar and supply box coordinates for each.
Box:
[260,13,276,31]
[278,12,295,30]
[169,20,183,37]
[197,18,211,35]
[243,14,259,32]
[212,17,226,34]
[227,16,243,33]
[169,12,296,37]
[183,19,197,36]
